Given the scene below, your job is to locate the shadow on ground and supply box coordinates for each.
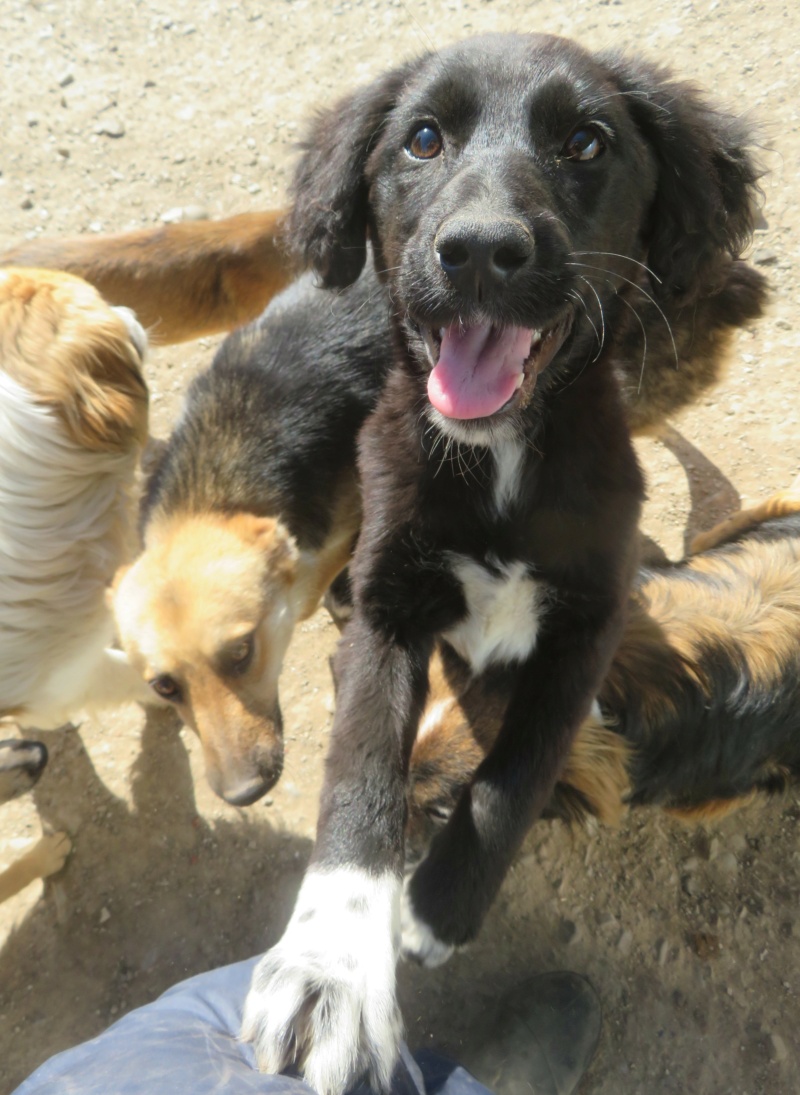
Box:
[0,712,311,1092]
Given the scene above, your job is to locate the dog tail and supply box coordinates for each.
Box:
[0,211,292,346]
[690,479,800,554]
[0,267,148,453]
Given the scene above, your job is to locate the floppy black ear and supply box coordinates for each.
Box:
[287,63,418,289]
[602,53,763,305]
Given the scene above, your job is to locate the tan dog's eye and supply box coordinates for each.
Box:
[150,674,183,702]
[223,634,255,677]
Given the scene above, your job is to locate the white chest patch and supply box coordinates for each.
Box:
[443,554,545,673]
[491,439,524,514]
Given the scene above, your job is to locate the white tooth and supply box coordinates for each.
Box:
[439,328,446,339]
[514,373,524,390]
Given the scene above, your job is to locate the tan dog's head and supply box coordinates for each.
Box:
[0,267,148,453]
[112,511,300,805]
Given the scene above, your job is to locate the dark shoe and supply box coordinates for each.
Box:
[461,971,602,1095]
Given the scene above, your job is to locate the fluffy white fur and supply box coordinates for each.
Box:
[0,310,151,730]
[243,867,403,1095]
[442,554,546,673]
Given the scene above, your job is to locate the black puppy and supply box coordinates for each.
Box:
[243,34,761,1094]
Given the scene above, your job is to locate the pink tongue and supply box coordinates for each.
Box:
[427,323,534,419]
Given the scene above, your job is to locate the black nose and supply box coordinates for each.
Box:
[221,773,277,807]
[435,218,533,298]
[215,748,283,806]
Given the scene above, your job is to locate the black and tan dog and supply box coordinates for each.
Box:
[407,486,800,863]
[109,272,394,805]
[241,33,765,1094]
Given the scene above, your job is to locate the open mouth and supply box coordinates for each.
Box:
[420,317,572,420]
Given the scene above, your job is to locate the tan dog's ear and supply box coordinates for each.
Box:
[228,514,299,583]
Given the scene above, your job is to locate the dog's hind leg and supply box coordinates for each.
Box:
[0,832,72,904]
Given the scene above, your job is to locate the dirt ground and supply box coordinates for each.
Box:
[1,1,799,1092]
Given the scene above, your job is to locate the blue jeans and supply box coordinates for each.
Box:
[14,957,492,1095]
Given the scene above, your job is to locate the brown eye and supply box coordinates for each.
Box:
[150,674,182,702]
[224,634,255,677]
[562,126,605,162]
[406,124,443,160]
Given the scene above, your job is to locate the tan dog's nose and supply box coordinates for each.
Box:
[218,772,280,808]
[202,713,284,807]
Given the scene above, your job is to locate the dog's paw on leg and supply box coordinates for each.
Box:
[243,867,403,1095]
[400,872,454,968]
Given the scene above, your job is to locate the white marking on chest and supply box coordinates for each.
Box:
[443,554,545,673]
[491,439,525,514]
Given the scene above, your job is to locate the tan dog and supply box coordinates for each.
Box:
[0,832,72,904]
[111,513,303,806]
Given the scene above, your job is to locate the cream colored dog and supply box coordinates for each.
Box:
[0,268,152,731]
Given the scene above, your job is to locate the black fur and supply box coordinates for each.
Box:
[594,52,761,304]
[285,33,764,952]
[141,272,392,549]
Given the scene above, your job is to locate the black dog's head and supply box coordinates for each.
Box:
[288,34,760,439]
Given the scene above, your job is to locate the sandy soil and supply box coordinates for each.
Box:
[1,1,800,1093]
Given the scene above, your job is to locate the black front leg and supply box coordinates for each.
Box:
[405,601,624,955]
[243,608,432,1095]
[316,611,432,871]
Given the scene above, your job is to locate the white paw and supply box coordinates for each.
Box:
[243,867,403,1095]
[400,876,454,968]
